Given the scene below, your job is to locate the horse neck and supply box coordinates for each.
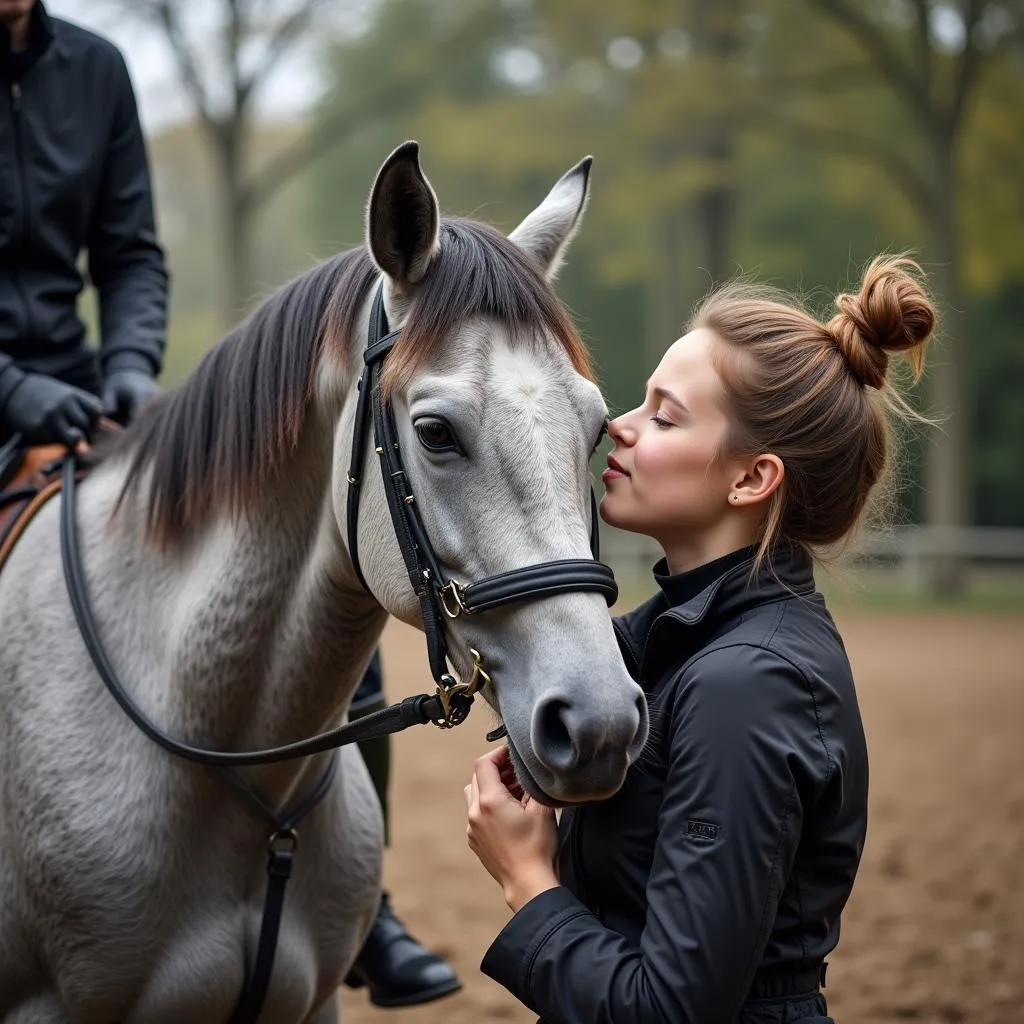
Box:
[85,365,386,805]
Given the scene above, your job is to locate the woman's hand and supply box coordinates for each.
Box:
[465,746,560,912]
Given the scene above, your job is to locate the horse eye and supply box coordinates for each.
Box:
[591,419,609,454]
[415,419,459,453]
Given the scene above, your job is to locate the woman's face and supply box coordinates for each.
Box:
[601,328,743,551]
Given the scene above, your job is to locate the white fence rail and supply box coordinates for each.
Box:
[597,526,1024,591]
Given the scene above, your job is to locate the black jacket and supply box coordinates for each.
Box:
[482,545,868,1023]
[0,2,167,406]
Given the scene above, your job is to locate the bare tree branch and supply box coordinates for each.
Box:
[244,4,491,212]
[243,70,409,212]
[249,0,331,92]
[910,0,933,106]
[812,0,932,118]
[226,0,245,114]
[151,0,218,136]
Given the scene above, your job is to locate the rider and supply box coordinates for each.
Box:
[0,2,459,1006]
[0,0,166,446]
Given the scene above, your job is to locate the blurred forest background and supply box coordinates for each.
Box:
[79,0,1024,595]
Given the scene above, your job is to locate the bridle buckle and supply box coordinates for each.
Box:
[433,647,490,728]
[439,579,471,619]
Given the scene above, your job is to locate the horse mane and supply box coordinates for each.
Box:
[111,218,594,548]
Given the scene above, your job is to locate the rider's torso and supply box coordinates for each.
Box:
[0,12,120,374]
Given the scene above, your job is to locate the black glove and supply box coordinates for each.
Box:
[102,368,160,425]
[2,371,103,447]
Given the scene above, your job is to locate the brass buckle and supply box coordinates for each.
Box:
[268,828,298,853]
[439,579,471,619]
[434,647,491,729]
[462,646,491,698]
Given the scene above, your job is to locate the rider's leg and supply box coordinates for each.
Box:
[344,649,462,1008]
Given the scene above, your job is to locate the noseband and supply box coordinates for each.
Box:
[345,283,618,727]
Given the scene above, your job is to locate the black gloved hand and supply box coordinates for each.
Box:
[102,368,160,425]
[2,371,103,447]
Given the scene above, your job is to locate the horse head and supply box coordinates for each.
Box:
[339,143,648,805]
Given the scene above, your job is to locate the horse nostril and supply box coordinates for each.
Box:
[533,697,578,772]
[630,690,648,748]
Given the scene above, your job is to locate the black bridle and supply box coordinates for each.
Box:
[55,279,619,1022]
[344,282,617,725]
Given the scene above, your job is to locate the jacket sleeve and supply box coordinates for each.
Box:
[86,48,169,379]
[0,354,25,412]
[480,645,830,1024]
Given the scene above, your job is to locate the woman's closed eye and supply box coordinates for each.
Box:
[651,413,674,429]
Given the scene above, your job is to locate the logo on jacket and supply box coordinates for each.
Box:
[686,819,720,842]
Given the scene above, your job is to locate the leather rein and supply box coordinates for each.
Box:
[56,279,619,1022]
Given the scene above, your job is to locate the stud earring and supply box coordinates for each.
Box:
[730,494,739,503]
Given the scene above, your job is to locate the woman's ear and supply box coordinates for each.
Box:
[729,454,784,507]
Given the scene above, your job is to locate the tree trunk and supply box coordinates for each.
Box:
[212,120,253,331]
[922,134,969,596]
[691,0,740,287]
[694,148,735,287]
[224,190,253,330]
[644,206,689,368]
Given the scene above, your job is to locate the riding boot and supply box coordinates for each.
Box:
[345,694,462,1008]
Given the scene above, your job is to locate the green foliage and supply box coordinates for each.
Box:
[970,282,1024,526]
[146,0,1024,526]
[961,57,1024,294]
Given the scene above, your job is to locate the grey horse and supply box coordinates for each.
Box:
[0,143,647,1022]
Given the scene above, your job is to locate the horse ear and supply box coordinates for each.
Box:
[509,156,592,281]
[366,141,439,290]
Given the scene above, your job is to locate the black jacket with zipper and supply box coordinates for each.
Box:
[482,544,868,1023]
[0,1,167,408]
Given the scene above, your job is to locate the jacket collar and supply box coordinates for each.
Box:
[652,544,757,609]
[0,2,55,82]
[617,542,816,683]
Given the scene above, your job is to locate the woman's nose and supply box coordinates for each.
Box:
[609,411,637,445]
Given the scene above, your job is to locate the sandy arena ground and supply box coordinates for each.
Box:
[338,611,1024,1024]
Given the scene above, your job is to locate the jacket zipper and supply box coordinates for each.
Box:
[8,80,36,345]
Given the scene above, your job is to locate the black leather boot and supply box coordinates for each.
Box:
[344,892,462,1008]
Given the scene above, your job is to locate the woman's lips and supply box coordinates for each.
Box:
[603,455,629,483]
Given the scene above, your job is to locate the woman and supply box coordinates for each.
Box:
[464,255,936,1023]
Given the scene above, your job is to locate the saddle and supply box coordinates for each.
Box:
[0,437,83,573]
